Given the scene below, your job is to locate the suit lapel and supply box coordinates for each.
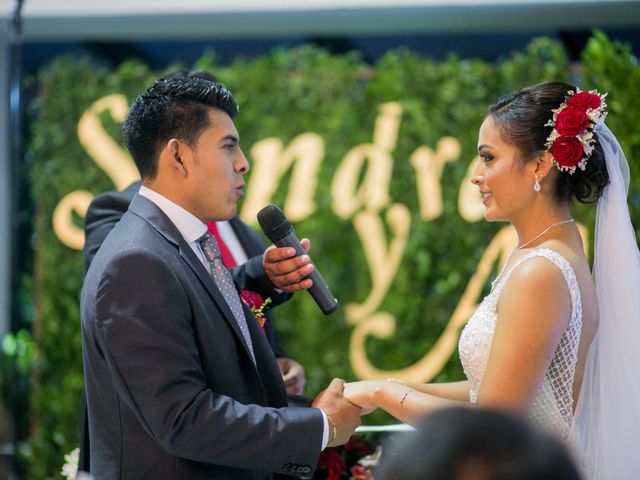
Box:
[229,217,287,406]
[128,195,260,373]
[244,302,288,407]
[228,216,284,359]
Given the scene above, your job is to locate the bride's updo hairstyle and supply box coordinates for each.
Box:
[487,81,609,204]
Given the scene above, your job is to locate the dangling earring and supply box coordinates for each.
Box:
[534,175,541,192]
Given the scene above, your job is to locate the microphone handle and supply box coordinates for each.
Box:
[273,231,339,315]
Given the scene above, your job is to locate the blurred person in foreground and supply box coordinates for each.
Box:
[344,82,640,478]
[377,407,581,480]
[80,74,360,479]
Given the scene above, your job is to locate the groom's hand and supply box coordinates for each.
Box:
[313,378,361,447]
[263,238,314,292]
[343,380,379,415]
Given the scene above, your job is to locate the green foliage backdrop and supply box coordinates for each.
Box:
[22,32,640,478]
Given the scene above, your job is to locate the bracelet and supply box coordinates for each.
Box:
[326,414,337,446]
[388,378,412,408]
[387,377,407,387]
[399,388,413,408]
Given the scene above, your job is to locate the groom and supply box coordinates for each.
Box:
[81,75,360,479]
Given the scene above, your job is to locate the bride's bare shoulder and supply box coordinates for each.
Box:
[497,253,572,332]
[502,254,569,298]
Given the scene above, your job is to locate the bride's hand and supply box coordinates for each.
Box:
[343,381,382,415]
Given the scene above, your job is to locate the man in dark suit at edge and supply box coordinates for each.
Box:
[80,75,360,479]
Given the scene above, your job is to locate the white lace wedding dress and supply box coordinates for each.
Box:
[458,247,582,439]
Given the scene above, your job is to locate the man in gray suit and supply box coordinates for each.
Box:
[81,75,360,479]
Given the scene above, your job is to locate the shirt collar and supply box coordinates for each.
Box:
[138,185,207,244]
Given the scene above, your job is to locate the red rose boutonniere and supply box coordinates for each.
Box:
[240,290,272,328]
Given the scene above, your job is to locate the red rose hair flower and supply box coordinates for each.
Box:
[544,88,607,174]
[566,91,602,110]
[550,136,585,168]
[554,107,590,136]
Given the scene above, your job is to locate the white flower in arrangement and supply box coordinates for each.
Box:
[358,445,383,467]
[60,448,79,480]
[61,447,93,480]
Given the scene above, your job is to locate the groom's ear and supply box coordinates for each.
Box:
[161,138,190,178]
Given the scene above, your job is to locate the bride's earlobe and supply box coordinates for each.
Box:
[535,151,555,178]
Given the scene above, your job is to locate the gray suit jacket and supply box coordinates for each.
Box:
[83,181,290,357]
[81,194,323,479]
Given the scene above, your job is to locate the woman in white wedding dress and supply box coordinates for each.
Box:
[344,81,640,479]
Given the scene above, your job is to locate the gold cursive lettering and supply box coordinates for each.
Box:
[331,102,401,218]
[240,133,324,224]
[349,226,515,381]
[52,190,95,250]
[411,137,461,220]
[345,204,412,324]
[77,94,139,191]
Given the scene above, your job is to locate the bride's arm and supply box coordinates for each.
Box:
[474,256,571,411]
[345,256,574,423]
[344,380,469,425]
[406,380,470,401]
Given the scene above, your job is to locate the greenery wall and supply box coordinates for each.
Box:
[17,31,640,478]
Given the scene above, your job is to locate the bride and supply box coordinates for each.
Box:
[343,81,640,479]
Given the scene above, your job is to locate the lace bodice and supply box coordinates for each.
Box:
[459,248,582,438]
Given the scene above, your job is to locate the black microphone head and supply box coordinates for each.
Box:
[257,204,292,243]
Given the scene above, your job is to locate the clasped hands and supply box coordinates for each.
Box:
[312,379,388,447]
[312,379,362,447]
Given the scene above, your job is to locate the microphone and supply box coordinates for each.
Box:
[257,204,339,315]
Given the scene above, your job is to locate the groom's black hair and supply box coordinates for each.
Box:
[123,75,238,180]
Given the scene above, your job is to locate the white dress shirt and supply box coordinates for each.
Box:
[139,185,210,270]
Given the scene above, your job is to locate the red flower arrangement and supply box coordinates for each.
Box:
[317,450,346,480]
[350,465,374,480]
[544,88,607,174]
[314,435,379,480]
